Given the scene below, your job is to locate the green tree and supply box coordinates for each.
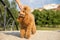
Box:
[0,0,18,30]
[32,9,60,28]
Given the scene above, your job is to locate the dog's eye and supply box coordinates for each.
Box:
[23,11,25,13]
[24,7,26,10]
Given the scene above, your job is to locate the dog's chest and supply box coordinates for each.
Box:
[22,15,31,25]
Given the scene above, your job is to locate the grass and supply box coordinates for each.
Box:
[37,27,60,30]
[0,28,3,31]
[0,26,60,31]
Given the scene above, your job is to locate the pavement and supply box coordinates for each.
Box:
[0,30,60,40]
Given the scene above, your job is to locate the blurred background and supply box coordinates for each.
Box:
[0,0,60,31]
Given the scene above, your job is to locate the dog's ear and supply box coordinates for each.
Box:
[22,5,31,13]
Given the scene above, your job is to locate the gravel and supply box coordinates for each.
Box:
[0,30,60,40]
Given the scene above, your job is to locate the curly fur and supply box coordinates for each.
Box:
[17,5,36,39]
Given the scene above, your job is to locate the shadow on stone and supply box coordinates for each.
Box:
[57,30,60,32]
[4,32,20,38]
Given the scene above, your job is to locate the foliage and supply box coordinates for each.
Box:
[32,9,60,27]
[0,0,18,30]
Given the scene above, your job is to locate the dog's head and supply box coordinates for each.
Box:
[17,5,31,22]
[18,5,31,18]
[22,5,31,13]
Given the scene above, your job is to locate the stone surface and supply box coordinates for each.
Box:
[0,30,60,40]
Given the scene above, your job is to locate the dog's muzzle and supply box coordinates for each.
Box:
[18,14,25,18]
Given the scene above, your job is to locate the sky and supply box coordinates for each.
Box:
[9,0,60,10]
